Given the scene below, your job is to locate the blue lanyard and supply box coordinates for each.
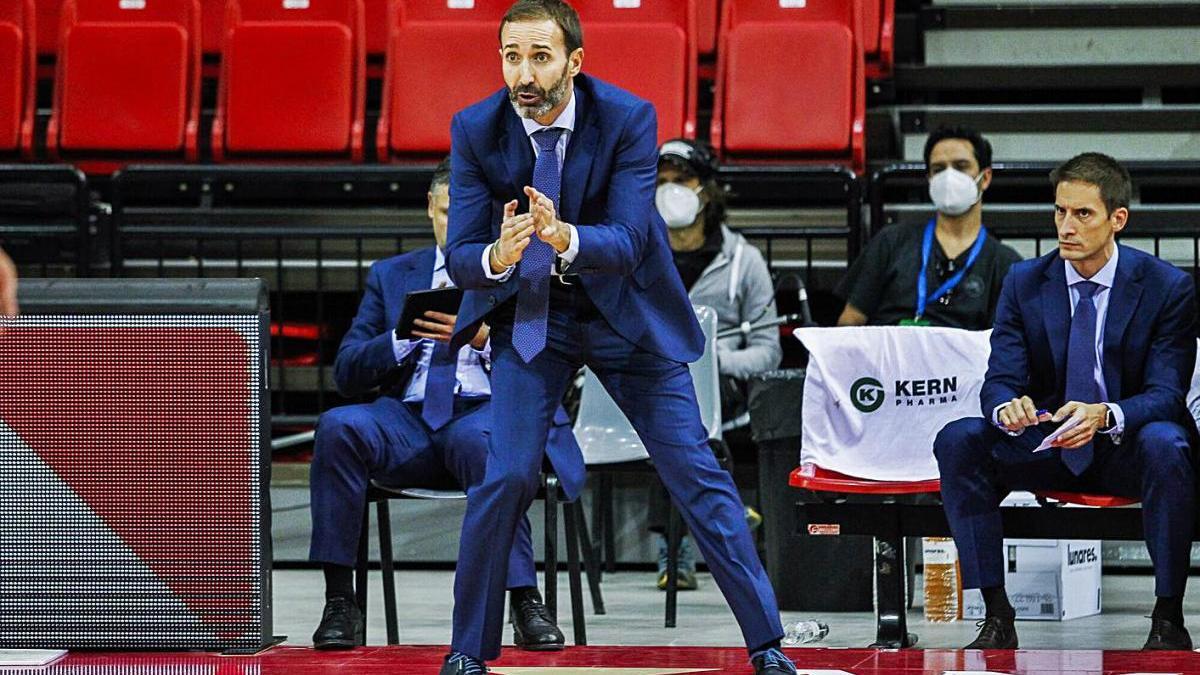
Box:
[916,218,987,319]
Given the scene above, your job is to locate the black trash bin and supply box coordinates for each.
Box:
[749,368,875,612]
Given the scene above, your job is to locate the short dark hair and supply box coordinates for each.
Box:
[1049,152,1132,217]
[500,0,583,56]
[430,156,451,193]
[923,125,993,171]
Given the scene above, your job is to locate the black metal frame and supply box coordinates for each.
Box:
[795,498,1159,648]
[107,164,863,426]
[356,474,605,647]
[110,165,442,423]
[0,165,90,276]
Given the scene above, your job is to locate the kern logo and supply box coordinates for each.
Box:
[850,377,886,413]
[1067,545,1098,566]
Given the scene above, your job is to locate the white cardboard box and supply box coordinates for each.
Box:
[963,538,1102,621]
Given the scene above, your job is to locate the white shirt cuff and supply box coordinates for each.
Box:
[472,338,491,363]
[1101,402,1125,436]
[482,243,515,281]
[558,224,579,266]
[992,403,1024,437]
[392,332,419,364]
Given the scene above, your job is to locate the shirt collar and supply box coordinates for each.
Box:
[1064,243,1119,290]
[434,246,446,272]
[520,90,576,139]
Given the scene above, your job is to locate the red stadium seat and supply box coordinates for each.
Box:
[377,0,510,160]
[0,0,35,158]
[789,463,941,495]
[1037,491,1139,508]
[212,0,365,161]
[48,0,202,168]
[697,0,718,56]
[361,0,388,57]
[200,0,224,55]
[711,0,865,172]
[575,0,697,142]
[34,0,58,56]
[863,0,894,78]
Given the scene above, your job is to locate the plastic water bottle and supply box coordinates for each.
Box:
[782,620,829,645]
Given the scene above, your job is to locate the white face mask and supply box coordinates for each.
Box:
[928,168,984,216]
[656,182,703,229]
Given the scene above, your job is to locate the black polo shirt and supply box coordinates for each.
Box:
[836,222,1023,330]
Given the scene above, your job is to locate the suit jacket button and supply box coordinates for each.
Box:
[488,295,496,306]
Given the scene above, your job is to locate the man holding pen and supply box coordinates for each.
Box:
[933,153,1198,650]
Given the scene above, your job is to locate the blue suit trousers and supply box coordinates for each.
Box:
[935,416,1194,597]
[309,396,537,590]
[450,291,783,660]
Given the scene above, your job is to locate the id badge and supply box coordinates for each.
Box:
[899,317,932,327]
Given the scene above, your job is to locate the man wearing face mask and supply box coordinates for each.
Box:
[646,138,783,590]
[837,126,1021,329]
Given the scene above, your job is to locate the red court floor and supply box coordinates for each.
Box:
[11,646,1200,674]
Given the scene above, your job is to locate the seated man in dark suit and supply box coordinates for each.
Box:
[935,152,1198,650]
[308,159,574,651]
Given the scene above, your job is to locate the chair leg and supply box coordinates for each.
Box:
[590,475,605,582]
[601,474,617,574]
[870,532,917,648]
[573,501,606,615]
[376,499,399,646]
[665,504,681,628]
[355,507,369,641]
[562,499,587,646]
[544,474,559,624]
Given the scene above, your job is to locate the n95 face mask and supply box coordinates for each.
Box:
[928,168,983,216]
[656,183,704,228]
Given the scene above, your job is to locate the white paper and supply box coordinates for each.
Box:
[1034,414,1084,452]
[0,650,68,666]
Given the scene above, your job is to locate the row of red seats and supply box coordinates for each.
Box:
[2,0,879,172]
[28,0,893,67]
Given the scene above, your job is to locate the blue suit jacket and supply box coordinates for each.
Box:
[982,245,1198,442]
[332,247,585,496]
[444,74,705,362]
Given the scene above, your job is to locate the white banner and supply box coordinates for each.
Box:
[796,326,992,481]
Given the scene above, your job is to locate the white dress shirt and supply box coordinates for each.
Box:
[993,245,1124,437]
[393,247,491,402]
[482,91,580,281]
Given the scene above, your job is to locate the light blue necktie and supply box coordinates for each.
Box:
[512,127,564,363]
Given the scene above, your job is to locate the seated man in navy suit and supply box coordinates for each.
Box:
[308,159,571,651]
[935,153,1198,650]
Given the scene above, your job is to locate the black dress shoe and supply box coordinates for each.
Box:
[751,648,797,674]
[312,596,364,649]
[964,615,1018,649]
[510,587,565,651]
[1144,617,1193,650]
[439,652,488,675]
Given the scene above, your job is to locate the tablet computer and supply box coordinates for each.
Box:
[394,287,464,339]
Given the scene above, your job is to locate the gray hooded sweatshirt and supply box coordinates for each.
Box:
[685,225,783,380]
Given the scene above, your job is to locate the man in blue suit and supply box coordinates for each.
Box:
[309,159,572,652]
[935,153,1198,650]
[440,2,793,674]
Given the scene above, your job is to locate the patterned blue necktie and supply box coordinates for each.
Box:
[512,127,564,363]
[1062,280,1100,475]
[421,341,456,430]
